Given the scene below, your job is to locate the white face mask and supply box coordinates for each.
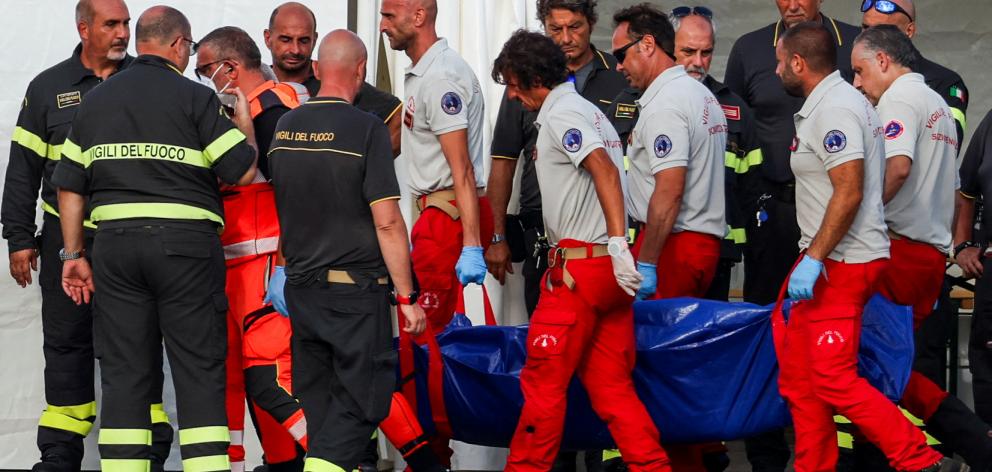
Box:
[203,62,237,109]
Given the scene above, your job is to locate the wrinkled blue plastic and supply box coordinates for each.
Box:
[407,295,914,448]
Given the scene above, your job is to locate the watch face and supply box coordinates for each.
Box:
[607,240,624,257]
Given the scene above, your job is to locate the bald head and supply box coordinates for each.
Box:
[269,2,316,32]
[314,30,367,102]
[862,0,916,38]
[136,6,193,70]
[380,0,438,54]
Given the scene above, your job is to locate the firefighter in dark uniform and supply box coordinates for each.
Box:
[263,29,427,472]
[51,7,257,472]
[723,2,859,469]
[0,1,172,470]
[485,0,627,316]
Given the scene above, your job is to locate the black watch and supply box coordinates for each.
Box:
[953,241,978,259]
[391,289,419,306]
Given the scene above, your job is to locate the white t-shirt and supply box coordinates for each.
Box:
[791,71,889,263]
[878,72,958,253]
[402,39,485,196]
[626,65,726,238]
[533,82,626,245]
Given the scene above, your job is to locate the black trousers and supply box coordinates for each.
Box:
[92,224,228,471]
[971,259,992,424]
[741,185,799,472]
[36,214,173,468]
[287,280,396,472]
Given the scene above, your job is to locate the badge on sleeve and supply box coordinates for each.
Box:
[884,120,904,140]
[562,128,583,152]
[654,134,672,158]
[823,130,847,153]
[441,92,462,115]
[790,136,800,152]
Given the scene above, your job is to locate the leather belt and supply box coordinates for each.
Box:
[546,244,609,290]
[327,270,388,285]
[415,188,485,220]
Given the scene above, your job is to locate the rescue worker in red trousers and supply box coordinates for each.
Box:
[195,26,303,472]
[773,21,963,472]
[850,25,992,472]
[0,1,174,469]
[492,29,671,472]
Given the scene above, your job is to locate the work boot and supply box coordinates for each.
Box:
[922,457,971,472]
[928,396,992,471]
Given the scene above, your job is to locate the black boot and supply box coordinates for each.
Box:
[922,457,971,472]
[927,396,992,471]
[150,420,174,472]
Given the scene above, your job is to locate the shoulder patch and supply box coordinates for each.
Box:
[654,134,672,158]
[441,91,462,115]
[562,128,583,153]
[614,103,637,120]
[721,104,741,121]
[884,120,905,140]
[949,85,967,104]
[57,91,81,109]
[823,130,847,153]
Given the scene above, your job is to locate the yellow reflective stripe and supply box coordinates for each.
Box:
[726,227,746,244]
[370,429,378,439]
[81,143,209,169]
[623,155,630,172]
[150,403,169,425]
[182,455,231,472]
[724,151,737,170]
[47,401,96,420]
[179,426,230,445]
[99,428,152,446]
[101,458,151,472]
[602,449,622,461]
[304,457,348,472]
[901,408,941,446]
[40,201,98,229]
[91,202,224,227]
[727,149,764,174]
[203,128,246,164]
[39,410,94,436]
[62,138,84,165]
[951,107,967,132]
[837,431,854,449]
[834,415,851,423]
[11,126,61,160]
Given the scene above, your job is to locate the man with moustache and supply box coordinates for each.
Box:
[1,1,173,470]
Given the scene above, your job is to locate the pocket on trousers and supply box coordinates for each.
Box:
[526,308,576,359]
[365,349,398,423]
[209,293,230,361]
[415,271,452,311]
[162,236,213,259]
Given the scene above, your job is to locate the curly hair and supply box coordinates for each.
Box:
[537,0,598,26]
[612,3,675,58]
[492,29,569,91]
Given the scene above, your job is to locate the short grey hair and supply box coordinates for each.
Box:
[75,0,94,23]
[668,10,717,37]
[854,25,919,70]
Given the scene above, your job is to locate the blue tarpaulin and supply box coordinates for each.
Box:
[406,295,914,448]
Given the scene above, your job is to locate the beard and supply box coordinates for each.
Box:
[277,54,310,73]
[781,68,804,97]
[685,65,707,82]
[107,40,127,62]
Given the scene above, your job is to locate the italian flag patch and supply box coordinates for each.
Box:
[950,85,967,103]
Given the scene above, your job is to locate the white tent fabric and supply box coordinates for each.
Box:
[0,0,537,469]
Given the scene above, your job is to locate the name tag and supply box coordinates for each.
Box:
[57,91,81,109]
[614,103,636,120]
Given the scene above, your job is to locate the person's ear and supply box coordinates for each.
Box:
[312,59,321,81]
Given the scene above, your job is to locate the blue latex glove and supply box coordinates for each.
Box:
[635,261,657,300]
[787,255,825,300]
[264,265,289,317]
[455,246,487,285]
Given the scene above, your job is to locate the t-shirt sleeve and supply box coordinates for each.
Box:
[490,89,526,160]
[811,107,865,170]
[354,82,402,123]
[196,92,254,185]
[959,110,992,198]
[878,99,918,160]
[641,107,690,174]
[51,124,88,194]
[364,121,402,205]
[545,108,605,168]
[424,78,470,135]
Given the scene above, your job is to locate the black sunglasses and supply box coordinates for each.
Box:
[612,37,642,63]
[861,0,913,21]
[671,6,714,19]
[194,60,228,81]
[171,36,200,56]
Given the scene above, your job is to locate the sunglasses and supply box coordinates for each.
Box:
[861,0,913,21]
[194,60,228,81]
[612,37,642,63]
[171,36,199,56]
[671,6,714,19]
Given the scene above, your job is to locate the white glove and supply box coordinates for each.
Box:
[607,236,642,296]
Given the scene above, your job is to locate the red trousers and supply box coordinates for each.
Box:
[632,231,721,299]
[506,240,671,472]
[776,258,942,471]
[876,237,951,422]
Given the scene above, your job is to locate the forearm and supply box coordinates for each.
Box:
[375,207,415,295]
[638,192,679,263]
[485,158,516,235]
[453,163,481,246]
[882,157,910,204]
[585,152,627,238]
[954,193,976,245]
[57,189,86,252]
[807,192,861,260]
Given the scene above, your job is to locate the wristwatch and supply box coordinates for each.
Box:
[392,290,419,306]
[953,241,978,259]
[59,248,83,261]
[491,233,506,244]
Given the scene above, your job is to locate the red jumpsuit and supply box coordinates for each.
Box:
[775,258,943,471]
[505,240,671,472]
[631,230,721,300]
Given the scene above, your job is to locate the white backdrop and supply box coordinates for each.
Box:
[0,0,540,469]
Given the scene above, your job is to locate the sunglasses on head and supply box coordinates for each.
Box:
[861,0,913,21]
[671,6,713,19]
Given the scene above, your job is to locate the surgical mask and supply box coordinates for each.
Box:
[203,63,237,109]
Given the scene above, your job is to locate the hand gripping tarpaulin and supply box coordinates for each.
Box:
[403,295,914,449]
